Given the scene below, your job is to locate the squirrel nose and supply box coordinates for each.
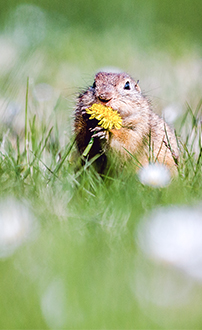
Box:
[98,93,112,103]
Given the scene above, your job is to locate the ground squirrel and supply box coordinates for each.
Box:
[74,71,179,173]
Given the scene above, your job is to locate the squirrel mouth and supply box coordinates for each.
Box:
[98,97,112,104]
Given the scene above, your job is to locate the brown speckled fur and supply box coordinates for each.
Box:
[74,72,179,173]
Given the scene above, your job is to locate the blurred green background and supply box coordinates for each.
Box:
[1,0,202,46]
[0,0,202,105]
[0,1,202,329]
[0,0,202,135]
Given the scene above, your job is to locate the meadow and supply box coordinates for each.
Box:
[0,1,202,329]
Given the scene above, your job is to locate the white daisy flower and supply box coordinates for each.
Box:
[137,205,202,281]
[0,197,37,258]
[41,278,67,328]
[138,163,171,188]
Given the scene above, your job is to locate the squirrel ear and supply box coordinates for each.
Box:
[135,80,141,92]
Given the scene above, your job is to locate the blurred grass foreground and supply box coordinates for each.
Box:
[0,0,202,329]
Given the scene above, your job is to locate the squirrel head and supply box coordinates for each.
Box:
[88,72,142,117]
[91,72,141,102]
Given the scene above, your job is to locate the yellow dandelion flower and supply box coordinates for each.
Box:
[86,103,122,130]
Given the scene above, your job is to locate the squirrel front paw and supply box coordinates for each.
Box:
[90,126,109,140]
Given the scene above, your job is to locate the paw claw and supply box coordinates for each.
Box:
[89,126,108,140]
[90,126,103,133]
[92,131,106,138]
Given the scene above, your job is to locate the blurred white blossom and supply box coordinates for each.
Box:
[137,205,202,281]
[133,254,193,308]
[0,38,17,73]
[0,98,21,125]
[0,197,37,258]
[41,277,84,328]
[162,103,182,124]
[138,163,171,188]
[132,205,202,319]
[98,66,123,73]
[41,278,67,329]
[33,83,54,102]
[7,4,46,47]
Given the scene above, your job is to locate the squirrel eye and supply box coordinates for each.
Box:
[124,81,130,90]
[92,81,96,88]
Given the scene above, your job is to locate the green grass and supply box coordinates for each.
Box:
[0,75,201,329]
